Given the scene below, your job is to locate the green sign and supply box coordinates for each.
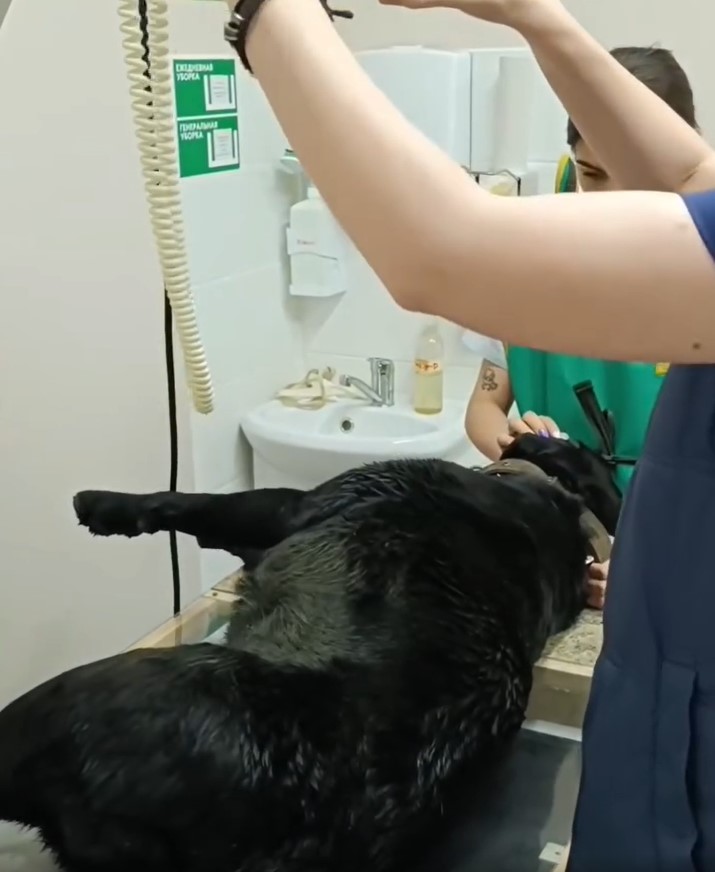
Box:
[172,57,240,178]
[176,116,240,178]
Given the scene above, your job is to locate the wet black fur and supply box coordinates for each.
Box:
[0,435,621,872]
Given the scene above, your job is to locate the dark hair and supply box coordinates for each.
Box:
[566,46,697,147]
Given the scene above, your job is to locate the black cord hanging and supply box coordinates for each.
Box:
[138,0,182,616]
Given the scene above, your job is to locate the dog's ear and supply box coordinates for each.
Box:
[503,435,622,535]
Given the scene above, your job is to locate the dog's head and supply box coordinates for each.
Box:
[500,433,622,536]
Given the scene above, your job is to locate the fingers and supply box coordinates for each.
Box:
[588,561,609,582]
[587,578,606,609]
[586,560,608,609]
[541,416,561,437]
[520,411,561,437]
[503,411,563,450]
[507,418,534,436]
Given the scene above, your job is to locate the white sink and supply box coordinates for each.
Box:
[317,404,443,440]
[242,399,469,487]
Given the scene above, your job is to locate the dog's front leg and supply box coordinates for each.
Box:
[73,488,305,555]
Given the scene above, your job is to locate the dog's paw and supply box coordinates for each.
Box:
[73,491,156,538]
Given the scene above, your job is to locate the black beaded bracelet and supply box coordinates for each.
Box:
[224,0,354,74]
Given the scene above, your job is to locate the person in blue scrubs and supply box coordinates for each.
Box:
[223,0,715,867]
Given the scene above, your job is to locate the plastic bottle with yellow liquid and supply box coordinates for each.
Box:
[413,320,444,414]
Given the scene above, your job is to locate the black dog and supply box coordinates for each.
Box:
[0,435,620,872]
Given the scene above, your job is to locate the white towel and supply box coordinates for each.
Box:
[275,367,362,410]
[0,824,58,870]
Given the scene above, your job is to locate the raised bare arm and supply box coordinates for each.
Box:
[231,0,715,363]
[511,1,715,193]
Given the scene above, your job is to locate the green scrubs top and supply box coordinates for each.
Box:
[506,347,668,491]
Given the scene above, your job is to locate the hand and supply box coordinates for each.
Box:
[378,0,559,30]
[586,559,608,610]
[496,411,564,450]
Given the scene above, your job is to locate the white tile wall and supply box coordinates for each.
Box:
[303,250,471,364]
[181,170,291,289]
[181,70,304,590]
[300,246,485,408]
[182,46,534,594]
[192,266,300,389]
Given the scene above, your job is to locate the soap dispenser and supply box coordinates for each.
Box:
[413,320,444,414]
[286,186,347,297]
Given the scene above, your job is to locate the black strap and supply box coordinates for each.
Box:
[573,380,637,468]
[224,0,353,73]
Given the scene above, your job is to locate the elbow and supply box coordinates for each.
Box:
[393,287,422,312]
[374,171,490,313]
[466,426,485,456]
[378,240,451,315]
[466,395,507,462]
[384,274,428,314]
[467,423,489,459]
[680,153,715,195]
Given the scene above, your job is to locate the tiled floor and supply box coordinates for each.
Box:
[0,586,580,871]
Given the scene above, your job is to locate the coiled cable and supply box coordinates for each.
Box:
[118,0,214,414]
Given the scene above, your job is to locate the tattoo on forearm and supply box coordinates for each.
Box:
[480,362,500,392]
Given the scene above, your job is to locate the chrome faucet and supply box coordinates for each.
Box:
[340,375,384,405]
[339,357,395,406]
[369,357,395,406]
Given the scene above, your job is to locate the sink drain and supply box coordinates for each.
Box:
[339,417,355,433]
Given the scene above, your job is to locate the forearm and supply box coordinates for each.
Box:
[516,2,715,192]
[235,0,715,363]
[242,0,477,302]
[466,402,509,461]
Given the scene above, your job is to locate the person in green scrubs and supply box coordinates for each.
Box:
[465,46,698,607]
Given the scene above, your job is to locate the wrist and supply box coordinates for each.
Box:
[507,0,573,41]
[224,0,352,73]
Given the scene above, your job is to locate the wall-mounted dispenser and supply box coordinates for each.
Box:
[526,59,570,163]
[279,45,570,213]
[468,47,568,176]
[355,45,568,191]
[492,54,535,172]
[356,47,472,168]
[469,48,510,172]
[286,186,348,297]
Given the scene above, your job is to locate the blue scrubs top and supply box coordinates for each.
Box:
[568,190,715,871]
